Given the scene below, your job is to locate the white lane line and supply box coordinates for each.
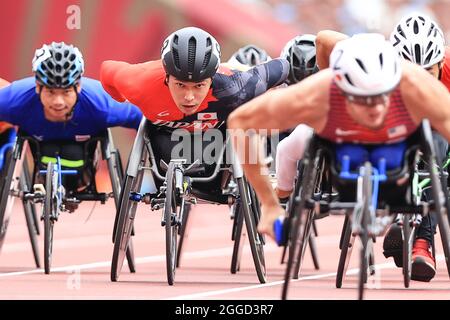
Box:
[166,254,446,300]
[0,245,276,278]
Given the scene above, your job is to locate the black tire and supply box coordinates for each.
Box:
[20,166,40,268]
[293,207,315,279]
[282,150,323,299]
[111,172,143,282]
[428,154,450,278]
[108,149,136,274]
[358,162,372,300]
[44,162,56,275]
[176,202,191,268]
[309,229,320,270]
[22,159,40,236]
[236,177,266,283]
[336,215,354,288]
[164,162,178,285]
[402,214,413,288]
[230,201,245,274]
[0,148,18,255]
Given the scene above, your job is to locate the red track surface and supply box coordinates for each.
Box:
[1,200,449,300]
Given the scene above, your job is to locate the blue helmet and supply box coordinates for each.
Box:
[32,42,84,88]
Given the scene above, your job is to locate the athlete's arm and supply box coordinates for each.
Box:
[100,60,155,105]
[227,69,331,239]
[105,98,143,130]
[228,68,331,132]
[250,58,290,90]
[316,30,349,70]
[400,60,450,142]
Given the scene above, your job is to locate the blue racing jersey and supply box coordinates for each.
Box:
[0,77,142,142]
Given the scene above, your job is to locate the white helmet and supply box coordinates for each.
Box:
[330,33,401,96]
[390,12,445,69]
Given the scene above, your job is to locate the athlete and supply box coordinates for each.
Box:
[227,33,450,282]
[316,13,450,282]
[100,27,289,198]
[0,42,142,192]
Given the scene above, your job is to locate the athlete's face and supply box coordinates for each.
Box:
[167,76,212,115]
[37,83,80,122]
[425,61,443,79]
[345,93,391,130]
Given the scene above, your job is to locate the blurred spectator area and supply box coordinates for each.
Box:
[250,0,450,42]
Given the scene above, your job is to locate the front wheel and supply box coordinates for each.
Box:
[44,162,56,275]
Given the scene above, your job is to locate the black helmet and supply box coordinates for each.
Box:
[32,42,84,88]
[228,44,271,67]
[280,34,318,84]
[161,27,221,82]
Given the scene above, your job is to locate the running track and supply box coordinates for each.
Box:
[1,199,449,301]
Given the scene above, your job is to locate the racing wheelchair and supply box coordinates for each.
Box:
[0,127,41,268]
[280,120,450,300]
[0,128,136,274]
[111,119,266,285]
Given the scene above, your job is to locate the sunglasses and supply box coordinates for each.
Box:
[345,93,390,107]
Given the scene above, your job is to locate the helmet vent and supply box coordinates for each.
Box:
[424,51,433,65]
[173,49,180,70]
[379,53,384,68]
[355,58,367,73]
[173,35,178,45]
[344,74,354,86]
[202,52,211,71]
[414,44,422,64]
[55,52,62,61]
[188,37,196,73]
[413,20,419,34]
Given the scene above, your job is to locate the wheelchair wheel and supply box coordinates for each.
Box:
[230,200,245,274]
[111,172,143,282]
[20,164,40,268]
[236,176,266,283]
[358,162,372,300]
[282,151,323,299]
[23,159,40,235]
[0,148,19,254]
[44,162,56,275]
[428,154,450,278]
[109,149,136,274]
[336,215,354,288]
[176,202,191,268]
[402,214,413,288]
[309,221,320,270]
[164,161,180,285]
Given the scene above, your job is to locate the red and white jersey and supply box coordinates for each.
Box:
[318,82,418,144]
[441,46,450,92]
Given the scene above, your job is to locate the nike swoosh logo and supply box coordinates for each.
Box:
[335,128,360,136]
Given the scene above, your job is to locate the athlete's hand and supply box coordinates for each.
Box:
[257,203,286,241]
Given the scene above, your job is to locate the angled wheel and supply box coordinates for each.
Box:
[230,200,245,274]
[44,162,57,274]
[108,148,135,273]
[22,158,40,235]
[176,202,191,268]
[0,144,22,255]
[236,177,266,283]
[358,162,372,300]
[20,163,40,268]
[282,150,322,299]
[402,214,413,288]
[110,171,143,281]
[336,215,355,288]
